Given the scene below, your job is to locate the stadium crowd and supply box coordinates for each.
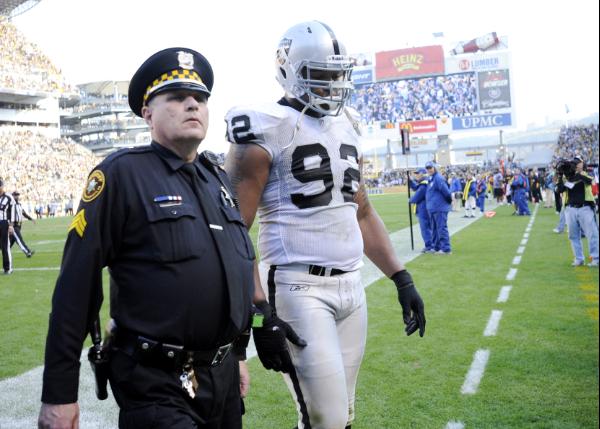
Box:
[0,128,97,213]
[0,17,74,94]
[552,124,599,166]
[350,73,478,124]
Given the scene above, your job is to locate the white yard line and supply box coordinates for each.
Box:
[516,246,525,254]
[483,310,503,336]
[506,268,518,281]
[497,286,512,303]
[461,349,491,395]
[445,421,465,429]
[512,256,522,265]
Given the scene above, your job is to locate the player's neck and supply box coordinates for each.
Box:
[278,97,324,119]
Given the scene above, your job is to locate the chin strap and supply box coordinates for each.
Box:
[343,107,362,137]
[283,103,310,150]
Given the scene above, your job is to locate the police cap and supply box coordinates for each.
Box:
[13,191,20,196]
[425,161,436,169]
[128,47,214,117]
[416,168,427,174]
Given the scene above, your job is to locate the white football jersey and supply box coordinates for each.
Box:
[225,102,364,271]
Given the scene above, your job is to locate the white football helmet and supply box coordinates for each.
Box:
[275,21,354,116]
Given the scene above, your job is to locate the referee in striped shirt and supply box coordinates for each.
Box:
[0,179,16,274]
[10,191,35,258]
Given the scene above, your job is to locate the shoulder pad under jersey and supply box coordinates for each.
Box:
[225,103,290,145]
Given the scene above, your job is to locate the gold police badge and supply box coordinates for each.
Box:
[82,170,105,202]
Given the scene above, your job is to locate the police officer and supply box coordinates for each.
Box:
[9,191,35,258]
[0,179,16,274]
[409,168,434,253]
[38,47,297,429]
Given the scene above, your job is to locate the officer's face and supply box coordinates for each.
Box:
[143,90,209,145]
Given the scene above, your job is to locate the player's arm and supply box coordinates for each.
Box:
[224,142,306,372]
[224,143,270,304]
[355,157,425,337]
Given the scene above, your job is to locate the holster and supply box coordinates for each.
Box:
[87,317,113,400]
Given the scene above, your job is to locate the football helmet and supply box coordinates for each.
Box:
[275,21,354,116]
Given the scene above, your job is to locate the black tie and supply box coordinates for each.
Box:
[180,163,245,330]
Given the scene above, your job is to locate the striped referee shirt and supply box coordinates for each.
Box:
[14,201,33,226]
[0,193,16,223]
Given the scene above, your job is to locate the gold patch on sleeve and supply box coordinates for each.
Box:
[82,170,106,203]
[68,209,87,237]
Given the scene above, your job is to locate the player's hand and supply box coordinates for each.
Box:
[392,270,426,337]
[8,225,14,236]
[252,301,307,373]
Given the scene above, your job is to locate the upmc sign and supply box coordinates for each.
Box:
[452,113,512,130]
[375,45,445,80]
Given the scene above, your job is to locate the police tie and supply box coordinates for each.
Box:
[180,162,245,330]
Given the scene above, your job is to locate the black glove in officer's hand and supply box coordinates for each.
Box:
[252,301,307,373]
[391,270,426,337]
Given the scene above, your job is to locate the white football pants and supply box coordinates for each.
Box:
[259,262,367,429]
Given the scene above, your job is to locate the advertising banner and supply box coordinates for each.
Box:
[352,68,374,84]
[399,119,438,134]
[445,51,510,75]
[452,113,512,130]
[478,69,511,110]
[375,46,445,80]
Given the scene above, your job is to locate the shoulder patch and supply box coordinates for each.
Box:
[82,170,105,202]
[68,209,87,237]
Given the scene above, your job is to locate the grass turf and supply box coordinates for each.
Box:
[0,198,598,428]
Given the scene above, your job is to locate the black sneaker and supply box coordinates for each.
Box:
[27,250,35,258]
[4,269,13,275]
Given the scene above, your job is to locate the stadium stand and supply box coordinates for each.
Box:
[0,127,97,212]
[0,17,73,94]
[1,15,97,212]
[350,73,478,124]
[552,124,599,165]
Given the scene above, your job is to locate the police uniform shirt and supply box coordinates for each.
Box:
[42,142,255,404]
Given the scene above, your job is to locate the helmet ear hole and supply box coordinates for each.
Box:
[280,68,286,79]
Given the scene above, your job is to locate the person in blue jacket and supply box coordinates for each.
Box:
[425,161,453,254]
[511,167,531,215]
[409,168,434,253]
[449,173,463,212]
[476,174,487,214]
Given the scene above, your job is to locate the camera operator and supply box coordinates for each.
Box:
[556,157,598,267]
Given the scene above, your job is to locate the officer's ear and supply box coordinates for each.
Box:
[142,105,153,127]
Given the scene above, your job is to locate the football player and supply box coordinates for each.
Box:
[224,21,426,429]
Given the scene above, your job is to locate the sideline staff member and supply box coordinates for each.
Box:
[38,48,257,429]
[0,178,16,274]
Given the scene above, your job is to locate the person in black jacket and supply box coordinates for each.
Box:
[38,47,300,429]
[9,191,35,258]
[0,179,16,274]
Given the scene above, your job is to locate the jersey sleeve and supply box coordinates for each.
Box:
[225,104,289,160]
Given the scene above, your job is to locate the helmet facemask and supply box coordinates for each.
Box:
[277,48,354,116]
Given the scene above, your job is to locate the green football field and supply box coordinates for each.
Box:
[0,194,598,428]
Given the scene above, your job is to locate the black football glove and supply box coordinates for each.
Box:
[252,301,307,373]
[391,270,426,337]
